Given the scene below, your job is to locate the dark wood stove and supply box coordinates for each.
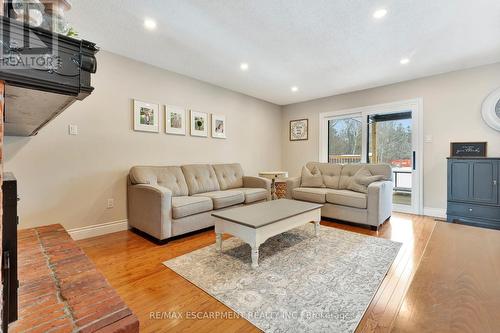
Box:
[2,172,18,332]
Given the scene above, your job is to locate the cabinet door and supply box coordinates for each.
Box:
[448,160,471,201]
[470,161,498,204]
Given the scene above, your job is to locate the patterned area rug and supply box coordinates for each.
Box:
[163,224,401,333]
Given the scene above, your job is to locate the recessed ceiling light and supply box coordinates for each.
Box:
[144,18,157,30]
[400,57,410,65]
[373,9,387,19]
[240,63,249,71]
[291,86,299,92]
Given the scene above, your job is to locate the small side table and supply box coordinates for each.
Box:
[275,180,287,199]
[259,171,288,200]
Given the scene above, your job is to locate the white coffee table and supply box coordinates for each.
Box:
[212,199,322,268]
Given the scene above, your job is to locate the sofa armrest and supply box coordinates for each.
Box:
[127,184,173,240]
[367,180,393,228]
[285,176,301,199]
[243,176,272,200]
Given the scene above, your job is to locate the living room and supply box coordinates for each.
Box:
[0,1,499,332]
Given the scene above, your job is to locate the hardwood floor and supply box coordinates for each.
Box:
[77,213,436,333]
[390,222,500,333]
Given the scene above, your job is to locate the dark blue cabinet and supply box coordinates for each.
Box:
[448,160,472,201]
[447,158,500,230]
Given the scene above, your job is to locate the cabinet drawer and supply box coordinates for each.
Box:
[447,202,500,221]
[447,215,500,230]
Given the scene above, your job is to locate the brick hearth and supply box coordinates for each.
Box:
[10,224,139,333]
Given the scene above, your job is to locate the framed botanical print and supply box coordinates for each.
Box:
[211,114,226,139]
[133,100,159,133]
[165,105,186,135]
[290,118,308,141]
[190,110,208,137]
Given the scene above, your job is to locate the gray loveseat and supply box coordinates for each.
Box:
[286,162,393,230]
[127,163,271,241]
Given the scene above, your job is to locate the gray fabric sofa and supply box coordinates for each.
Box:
[127,163,271,241]
[286,162,393,230]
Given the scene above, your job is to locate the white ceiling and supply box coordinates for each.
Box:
[67,0,500,105]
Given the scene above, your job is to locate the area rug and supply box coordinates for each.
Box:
[163,224,401,333]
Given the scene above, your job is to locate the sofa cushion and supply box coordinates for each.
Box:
[292,187,329,203]
[306,162,342,189]
[238,188,268,203]
[129,166,188,196]
[326,189,367,209]
[300,166,324,188]
[347,167,384,194]
[194,190,244,209]
[181,164,220,195]
[339,164,392,189]
[212,163,244,190]
[171,196,213,219]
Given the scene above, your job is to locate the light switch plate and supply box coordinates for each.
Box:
[424,134,433,143]
[69,124,78,135]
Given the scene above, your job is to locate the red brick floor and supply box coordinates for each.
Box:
[10,224,139,333]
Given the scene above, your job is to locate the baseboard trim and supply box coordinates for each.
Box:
[66,208,447,240]
[68,219,129,240]
[423,207,447,219]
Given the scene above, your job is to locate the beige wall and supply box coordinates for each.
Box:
[282,62,500,212]
[5,51,500,230]
[5,51,282,230]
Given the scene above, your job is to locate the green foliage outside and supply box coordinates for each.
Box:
[328,119,362,156]
[328,118,411,165]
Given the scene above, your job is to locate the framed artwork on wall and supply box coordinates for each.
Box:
[133,100,159,133]
[211,114,226,139]
[190,110,208,137]
[290,118,308,141]
[165,105,186,135]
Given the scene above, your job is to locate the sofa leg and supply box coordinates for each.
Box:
[155,238,169,245]
[131,228,169,245]
[369,225,379,231]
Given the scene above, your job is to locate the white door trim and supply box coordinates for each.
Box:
[318,98,424,215]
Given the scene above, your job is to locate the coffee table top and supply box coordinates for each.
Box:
[212,199,322,228]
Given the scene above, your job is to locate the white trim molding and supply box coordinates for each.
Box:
[423,207,447,219]
[68,219,129,240]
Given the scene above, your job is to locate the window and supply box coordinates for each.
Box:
[328,116,362,164]
[319,99,422,214]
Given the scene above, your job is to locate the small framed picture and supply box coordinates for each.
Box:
[450,142,487,158]
[190,110,208,137]
[290,118,308,141]
[211,114,226,139]
[165,105,186,135]
[133,100,159,133]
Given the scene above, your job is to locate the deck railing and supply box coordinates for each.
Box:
[328,155,362,164]
[393,168,412,192]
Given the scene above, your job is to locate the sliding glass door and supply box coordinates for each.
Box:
[321,99,422,214]
[368,112,414,211]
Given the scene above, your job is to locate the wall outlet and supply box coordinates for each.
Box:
[107,198,114,209]
[69,124,78,135]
